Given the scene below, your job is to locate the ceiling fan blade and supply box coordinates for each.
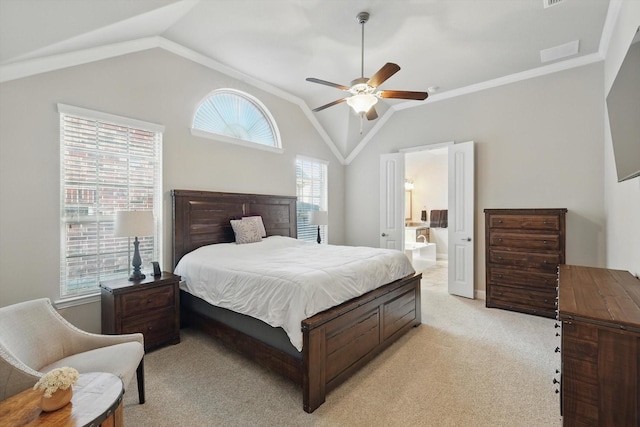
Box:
[378,90,429,100]
[366,107,378,121]
[312,98,347,112]
[306,78,350,91]
[367,63,401,88]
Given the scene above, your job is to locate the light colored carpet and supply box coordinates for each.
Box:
[123,261,562,426]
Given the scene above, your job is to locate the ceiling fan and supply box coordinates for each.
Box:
[306,11,429,121]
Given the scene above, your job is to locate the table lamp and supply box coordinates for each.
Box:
[309,210,328,244]
[115,210,154,280]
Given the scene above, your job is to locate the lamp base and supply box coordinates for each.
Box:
[129,271,146,281]
[316,226,321,244]
[129,236,146,281]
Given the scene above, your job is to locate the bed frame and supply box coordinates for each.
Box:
[172,189,422,412]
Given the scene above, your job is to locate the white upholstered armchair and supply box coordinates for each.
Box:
[0,298,145,403]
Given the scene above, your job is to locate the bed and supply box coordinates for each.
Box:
[172,189,422,412]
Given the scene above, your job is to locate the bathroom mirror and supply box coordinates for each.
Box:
[405,190,412,220]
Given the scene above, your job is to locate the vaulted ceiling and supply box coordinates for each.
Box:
[0,0,612,163]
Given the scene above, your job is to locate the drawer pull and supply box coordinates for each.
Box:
[497,238,502,242]
[543,240,547,244]
[147,299,153,304]
[498,274,503,278]
[498,256,503,260]
[148,326,153,331]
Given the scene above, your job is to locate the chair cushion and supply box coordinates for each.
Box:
[39,341,143,390]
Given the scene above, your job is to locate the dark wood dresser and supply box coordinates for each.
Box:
[557,264,640,426]
[484,208,567,318]
[100,272,181,351]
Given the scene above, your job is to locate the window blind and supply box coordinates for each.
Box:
[296,157,327,243]
[59,107,162,297]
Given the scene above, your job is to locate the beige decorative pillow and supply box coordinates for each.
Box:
[230,219,262,244]
[242,215,267,237]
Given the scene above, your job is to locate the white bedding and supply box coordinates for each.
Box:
[174,236,415,351]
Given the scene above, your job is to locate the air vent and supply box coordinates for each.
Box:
[543,0,565,8]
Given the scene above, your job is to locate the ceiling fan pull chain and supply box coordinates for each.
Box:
[359,114,364,134]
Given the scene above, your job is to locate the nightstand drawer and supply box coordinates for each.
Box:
[122,307,176,348]
[121,284,175,318]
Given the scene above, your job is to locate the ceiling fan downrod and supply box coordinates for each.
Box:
[357,12,369,79]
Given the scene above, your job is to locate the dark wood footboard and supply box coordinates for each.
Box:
[182,272,421,413]
[302,272,421,412]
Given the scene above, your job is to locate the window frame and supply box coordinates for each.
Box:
[296,155,329,243]
[57,104,164,303]
[190,88,283,154]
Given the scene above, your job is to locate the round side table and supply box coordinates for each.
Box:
[0,372,124,427]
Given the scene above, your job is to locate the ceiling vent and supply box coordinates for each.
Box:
[543,0,565,8]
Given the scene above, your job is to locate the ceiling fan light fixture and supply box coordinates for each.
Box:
[346,93,378,114]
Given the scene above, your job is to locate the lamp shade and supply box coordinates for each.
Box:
[115,211,154,237]
[346,94,378,114]
[309,210,328,226]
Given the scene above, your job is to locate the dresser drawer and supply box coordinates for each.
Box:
[489,267,557,289]
[489,232,560,251]
[488,214,560,231]
[563,321,598,342]
[489,249,560,270]
[121,284,175,318]
[489,284,557,309]
[122,307,176,348]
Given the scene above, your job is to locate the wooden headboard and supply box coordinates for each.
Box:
[171,190,297,267]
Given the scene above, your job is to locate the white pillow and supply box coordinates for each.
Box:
[230,219,262,244]
[242,215,267,237]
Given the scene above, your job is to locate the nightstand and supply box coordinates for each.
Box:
[100,272,181,351]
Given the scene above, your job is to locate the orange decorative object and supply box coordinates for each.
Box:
[40,387,73,412]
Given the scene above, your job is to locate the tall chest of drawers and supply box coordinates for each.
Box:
[484,208,567,318]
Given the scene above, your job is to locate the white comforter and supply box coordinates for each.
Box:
[174,236,415,351]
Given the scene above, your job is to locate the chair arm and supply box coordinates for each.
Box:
[0,346,42,401]
[46,300,144,354]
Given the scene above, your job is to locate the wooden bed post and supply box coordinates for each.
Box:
[302,325,327,413]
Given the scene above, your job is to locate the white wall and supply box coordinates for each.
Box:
[603,1,640,277]
[346,62,606,294]
[0,48,345,330]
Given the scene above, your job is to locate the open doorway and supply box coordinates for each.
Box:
[404,147,449,279]
[380,141,474,298]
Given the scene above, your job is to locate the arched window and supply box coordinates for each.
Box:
[191,89,282,152]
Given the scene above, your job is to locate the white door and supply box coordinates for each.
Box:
[448,141,475,298]
[379,153,405,250]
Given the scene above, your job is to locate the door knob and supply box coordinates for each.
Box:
[461,237,471,242]
[381,233,387,237]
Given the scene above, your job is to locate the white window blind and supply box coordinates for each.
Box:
[58,104,163,298]
[296,156,328,243]
[192,89,281,150]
